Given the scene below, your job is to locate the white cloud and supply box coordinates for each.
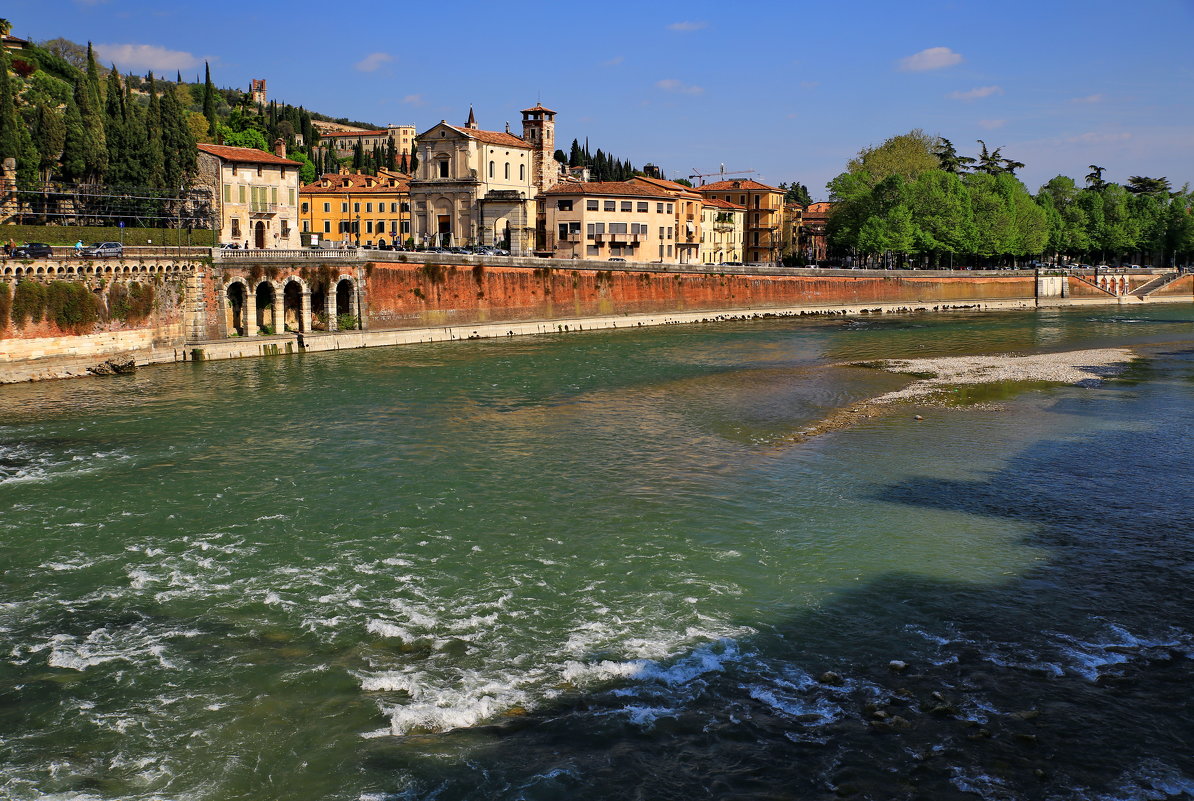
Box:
[1070,94,1104,104]
[354,52,393,73]
[93,43,201,72]
[1065,132,1132,144]
[667,20,708,31]
[948,85,1004,101]
[601,56,624,67]
[655,78,704,95]
[402,94,425,105]
[898,46,963,72]
[979,119,1006,129]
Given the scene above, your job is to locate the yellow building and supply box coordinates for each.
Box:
[318,125,417,165]
[695,179,784,264]
[299,170,411,247]
[197,142,301,249]
[543,181,681,262]
[628,175,706,265]
[700,199,745,264]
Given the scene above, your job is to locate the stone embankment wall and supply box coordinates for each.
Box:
[0,259,200,381]
[365,262,1039,330]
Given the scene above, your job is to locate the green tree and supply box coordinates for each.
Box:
[29,101,65,181]
[933,137,974,174]
[1036,175,1091,257]
[906,170,976,258]
[1125,176,1171,196]
[288,148,315,184]
[1085,165,1107,191]
[839,129,939,190]
[0,47,20,165]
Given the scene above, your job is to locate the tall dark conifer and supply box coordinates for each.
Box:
[0,47,20,163]
[145,73,166,188]
[202,62,217,138]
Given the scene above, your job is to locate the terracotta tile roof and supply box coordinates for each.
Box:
[695,179,780,193]
[629,175,703,198]
[300,173,410,195]
[805,202,834,213]
[445,125,530,148]
[521,103,557,114]
[197,143,301,166]
[319,129,390,138]
[702,198,746,210]
[544,181,671,199]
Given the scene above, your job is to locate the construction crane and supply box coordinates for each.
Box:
[688,164,757,186]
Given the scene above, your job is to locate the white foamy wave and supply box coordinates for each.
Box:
[0,443,129,486]
[42,624,200,672]
[360,667,533,735]
[562,637,744,688]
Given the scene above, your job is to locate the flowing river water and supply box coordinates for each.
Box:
[1,304,1193,801]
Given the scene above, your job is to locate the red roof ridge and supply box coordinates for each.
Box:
[544,181,672,199]
[695,178,780,192]
[197,143,301,166]
[444,124,530,148]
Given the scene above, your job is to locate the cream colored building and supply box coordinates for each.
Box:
[319,124,417,163]
[543,181,682,263]
[409,105,556,254]
[197,142,301,249]
[695,179,785,264]
[700,199,746,264]
[628,174,706,265]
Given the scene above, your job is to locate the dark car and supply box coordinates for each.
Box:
[12,242,53,258]
[80,242,123,258]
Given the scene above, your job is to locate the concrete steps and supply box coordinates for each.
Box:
[1129,272,1179,298]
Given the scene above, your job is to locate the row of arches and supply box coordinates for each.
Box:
[2,263,192,277]
[1096,275,1130,296]
[224,276,358,337]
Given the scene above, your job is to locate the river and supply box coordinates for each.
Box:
[1,304,1192,800]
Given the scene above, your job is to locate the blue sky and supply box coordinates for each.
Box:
[8,0,1194,198]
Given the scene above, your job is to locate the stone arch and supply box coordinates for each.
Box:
[282,276,310,333]
[104,265,113,274]
[35,266,44,275]
[253,281,279,334]
[6,266,15,275]
[334,276,358,328]
[225,278,250,337]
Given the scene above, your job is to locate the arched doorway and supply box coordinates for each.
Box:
[283,280,305,332]
[255,282,276,334]
[335,278,355,329]
[310,281,328,330]
[255,221,266,249]
[227,282,248,336]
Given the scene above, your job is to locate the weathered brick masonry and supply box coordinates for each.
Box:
[365,263,1039,330]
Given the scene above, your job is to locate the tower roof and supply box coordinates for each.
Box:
[466,106,477,129]
[521,103,556,115]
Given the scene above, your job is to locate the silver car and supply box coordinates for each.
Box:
[80,242,123,258]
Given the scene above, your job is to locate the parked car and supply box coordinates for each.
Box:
[80,242,123,258]
[12,242,52,258]
[608,257,626,262]
[217,242,240,250]
[492,248,510,256]
[446,247,470,255]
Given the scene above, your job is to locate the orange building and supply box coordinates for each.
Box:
[695,179,784,264]
[543,181,680,262]
[628,175,706,265]
[299,169,411,247]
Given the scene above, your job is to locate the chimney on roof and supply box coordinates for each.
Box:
[643,163,662,179]
[466,106,478,130]
[505,121,510,133]
[273,137,286,158]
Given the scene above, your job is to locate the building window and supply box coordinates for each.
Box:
[637,202,648,213]
[587,199,598,211]
[604,201,615,211]
[668,245,673,257]
[238,186,246,203]
[231,219,241,238]
[754,196,760,208]
[489,161,495,178]
[288,189,295,206]
[520,164,525,180]
[667,204,673,213]
[353,203,360,213]
[257,166,262,177]
[302,220,310,232]
[324,202,331,213]
[301,202,309,214]
[504,163,510,179]
[271,187,278,204]
[594,222,605,234]
[558,223,569,240]
[223,185,230,202]
[620,201,632,212]
[438,160,450,178]
[587,223,595,237]
[323,221,331,233]
[609,222,627,234]
[341,202,348,213]
[587,245,599,256]
[556,199,573,211]
[658,227,665,238]
[401,202,410,212]
[366,202,373,213]
[401,221,410,234]
[657,202,663,213]
[366,221,373,234]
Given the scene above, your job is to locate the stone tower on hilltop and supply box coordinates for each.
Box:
[249,79,266,106]
[521,103,556,196]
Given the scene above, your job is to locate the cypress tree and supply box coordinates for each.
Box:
[30,102,65,181]
[408,144,418,175]
[160,72,196,190]
[145,73,166,188]
[0,47,20,164]
[85,42,102,106]
[202,62,217,138]
[60,94,87,181]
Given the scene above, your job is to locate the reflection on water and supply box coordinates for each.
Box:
[0,304,1192,800]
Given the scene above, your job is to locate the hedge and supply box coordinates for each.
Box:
[0,225,215,247]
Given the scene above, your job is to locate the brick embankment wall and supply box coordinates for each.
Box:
[364,263,1038,330]
[1148,274,1194,298]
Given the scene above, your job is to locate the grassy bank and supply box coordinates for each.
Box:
[1,225,215,247]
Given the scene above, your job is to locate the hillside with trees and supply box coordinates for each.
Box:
[826,130,1194,268]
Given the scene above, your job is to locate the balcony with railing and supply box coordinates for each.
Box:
[249,201,279,215]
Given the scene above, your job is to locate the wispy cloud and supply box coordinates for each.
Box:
[667,20,708,32]
[93,43,201,72]
[948,85,1004,101]
[898,46,963,72]
[979,119,1006,129]
[402,94,425,105]
[656,78,704,95]
[1070,93,1104,104]
[354,52,393,73]
[1065,132,1132,144]
[601,55,624,67]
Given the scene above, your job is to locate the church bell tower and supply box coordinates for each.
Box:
[521,103,556,195]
